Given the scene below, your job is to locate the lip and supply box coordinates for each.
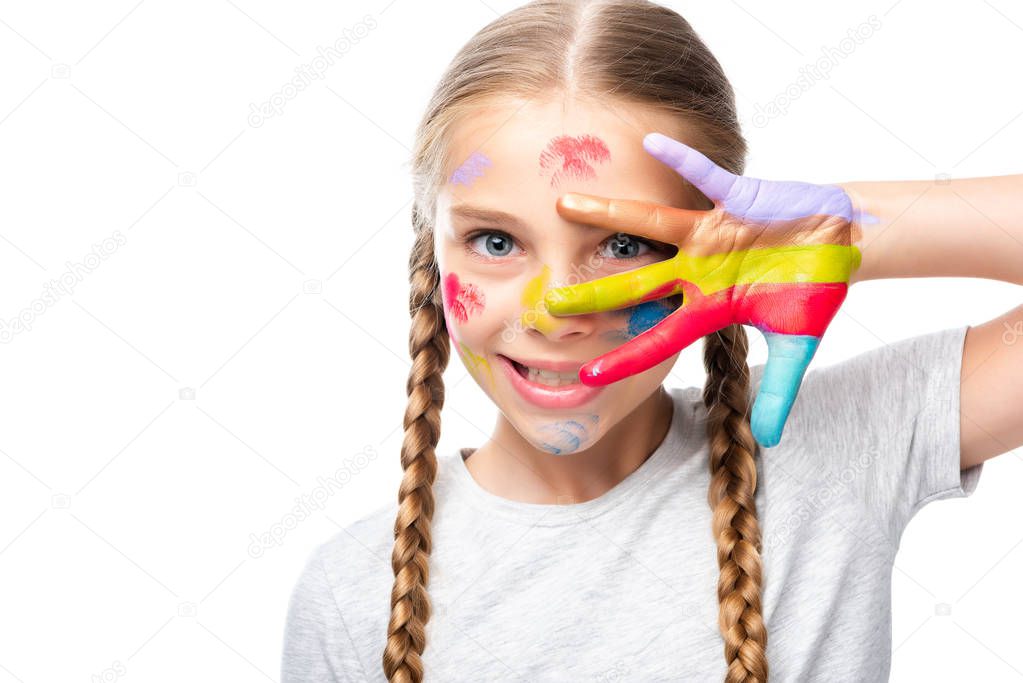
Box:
[503,355,586,373]
[497,354,606,409]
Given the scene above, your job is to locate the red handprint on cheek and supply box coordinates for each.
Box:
[442,272,486,324]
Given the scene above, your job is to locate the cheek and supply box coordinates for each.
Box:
[440,272,496,388]
[441,271,526,344]
[442,272,486,325]
[600,295,682,342]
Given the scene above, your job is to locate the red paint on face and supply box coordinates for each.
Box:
[442,272,486,324]
[538,134,611,189]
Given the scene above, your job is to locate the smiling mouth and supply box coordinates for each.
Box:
[496,354,605,409]
[500,355,583,387]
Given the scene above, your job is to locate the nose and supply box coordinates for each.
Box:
[520,263,598,341]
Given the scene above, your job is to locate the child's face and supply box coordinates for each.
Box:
[434,96,705,456]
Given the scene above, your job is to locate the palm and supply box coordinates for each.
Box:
[544,133,861,448]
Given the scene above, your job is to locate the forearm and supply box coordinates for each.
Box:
[839,174,1023,285]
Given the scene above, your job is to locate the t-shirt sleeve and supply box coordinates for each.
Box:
[752,324,984,547]
[281,545,362,683]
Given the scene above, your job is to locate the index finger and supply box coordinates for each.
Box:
[557,193,703,245]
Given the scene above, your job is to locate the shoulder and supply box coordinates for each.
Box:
[308,450,468,596]
[314,499,397,596]
[282,499,398,681]
[753,325,969,450]
[287,500,394,601]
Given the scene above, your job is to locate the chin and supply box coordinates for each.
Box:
[521,413,603,456]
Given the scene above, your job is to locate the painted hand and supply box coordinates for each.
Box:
[544,132,862,448]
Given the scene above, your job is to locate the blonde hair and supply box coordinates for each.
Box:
[385,1,765,681]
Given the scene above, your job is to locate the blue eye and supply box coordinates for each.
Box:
[463,229,666,263]
[465,230,523,259]
[601,233,652,260]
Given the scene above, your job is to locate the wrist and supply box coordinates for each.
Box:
[835,181,875,285]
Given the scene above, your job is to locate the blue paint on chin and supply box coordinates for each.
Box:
[537,415,598,455]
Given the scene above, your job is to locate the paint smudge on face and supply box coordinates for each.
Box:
[520,264,562,335]
[602,295,682,342]
[449,151,493,187]
[538,134,610,189]
[443,272,485,324]
[455,339,495,388]
[538,414,599,455]
[442,302,496,390]
[439,273,494,389]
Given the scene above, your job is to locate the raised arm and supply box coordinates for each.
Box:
[841,175,1023,469]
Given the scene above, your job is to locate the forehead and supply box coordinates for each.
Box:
[440,97,701,213]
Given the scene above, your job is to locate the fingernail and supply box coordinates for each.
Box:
[561,194,599,212]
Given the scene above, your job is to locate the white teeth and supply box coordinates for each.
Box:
[526,366,578,387]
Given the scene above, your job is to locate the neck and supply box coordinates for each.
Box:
[464,386,675,504]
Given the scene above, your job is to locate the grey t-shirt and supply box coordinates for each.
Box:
[282,324,983,682]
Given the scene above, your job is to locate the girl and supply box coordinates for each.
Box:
[283,1,1022,681]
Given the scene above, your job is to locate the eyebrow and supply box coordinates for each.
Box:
[449,204,529,230]
[448,202,673,248]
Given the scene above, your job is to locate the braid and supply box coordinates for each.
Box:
[703,324,768,682]
[382,206,450,682]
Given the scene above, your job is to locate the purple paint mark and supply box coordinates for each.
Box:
[449,151,493,187]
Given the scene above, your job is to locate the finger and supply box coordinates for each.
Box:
[749,332,821,448]
[544,258,682,315]
[643,132,739,203]
[557,193,703,245]
[579,293,732,386]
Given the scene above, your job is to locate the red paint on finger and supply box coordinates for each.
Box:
[579,280,848,385]
[538,134,611,189]
[442,273,486,324]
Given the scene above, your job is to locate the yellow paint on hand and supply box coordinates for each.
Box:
[545,243,862,315]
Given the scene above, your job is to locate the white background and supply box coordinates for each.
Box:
[0,0,1021,681]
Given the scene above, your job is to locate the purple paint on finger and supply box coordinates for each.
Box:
[644,132,737,202]
[643,132,854,223]
[449,151,493,187]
